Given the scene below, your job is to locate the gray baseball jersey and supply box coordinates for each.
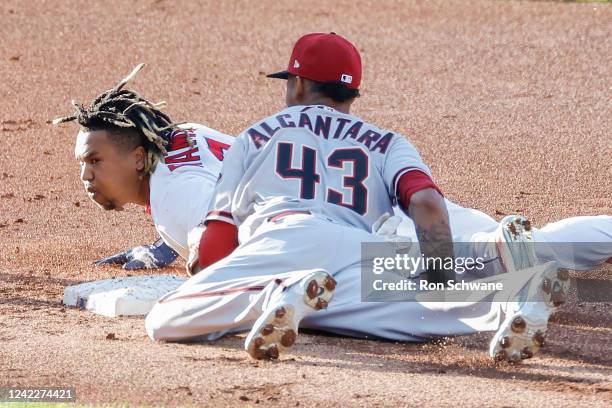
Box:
[205,105,432,236]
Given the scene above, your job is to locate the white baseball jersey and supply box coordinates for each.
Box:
[205,105,432,235]
[149,123,233,258]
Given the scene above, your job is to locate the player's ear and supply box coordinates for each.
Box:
[295,76,305,101]
[133,146,146,173]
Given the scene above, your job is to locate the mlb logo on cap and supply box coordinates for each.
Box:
[267,32,362,90]
[340,74,353,84]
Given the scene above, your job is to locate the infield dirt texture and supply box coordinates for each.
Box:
[0,0,610,406]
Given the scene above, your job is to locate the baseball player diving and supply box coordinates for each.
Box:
[54,47,611,363]
[53,64,234,266]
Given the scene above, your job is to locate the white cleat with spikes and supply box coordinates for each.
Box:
[245,271,336,360]
[490,216,571,363]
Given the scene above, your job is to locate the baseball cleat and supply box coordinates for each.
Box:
[496,214,571,309]
[496,215,538,272]
[490,313,547,364]
[489,261,569,363]
[245,271,336,360]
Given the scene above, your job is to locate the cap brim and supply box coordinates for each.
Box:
[266,70,289,80]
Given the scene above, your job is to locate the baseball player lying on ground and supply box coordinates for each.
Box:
[149,33,609,363]
[55,57,611,363]
[54,64,233,266]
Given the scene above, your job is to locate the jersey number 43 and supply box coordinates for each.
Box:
[275,142,368,215]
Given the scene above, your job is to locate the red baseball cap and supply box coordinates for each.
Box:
[267,32,362,89]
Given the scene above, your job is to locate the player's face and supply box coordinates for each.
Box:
[74,129,145,211]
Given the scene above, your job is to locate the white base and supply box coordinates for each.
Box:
[63,274,188,318]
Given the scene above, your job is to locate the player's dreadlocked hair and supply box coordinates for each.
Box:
[53,63,179,174]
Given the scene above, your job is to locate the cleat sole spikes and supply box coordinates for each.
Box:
[302,272,335,310]
[245,271,336,360]
[490,313,548,364]
[497,215,538,272]
[324,276,337,292]
[261,324,274,336]
[490,216,570,364]
[500,336,511,349]
[495,350,507,362]
[511,316,526,333]
[533,331,546,347]
[280,330,296,347]
[275,307,286,318]
[306,279,319,299]
[542,278,551,294]
[315,298,328,310]
[540,265,570,310]
[508,351,522,364]
[266,345,279,360]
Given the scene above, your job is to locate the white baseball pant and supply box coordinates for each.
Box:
[146,209,611,342]
[396,200,612,270]
[146,212,392,341]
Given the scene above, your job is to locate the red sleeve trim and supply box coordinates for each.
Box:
[397,170,443,210]
[391,166,424,195]
[198,220,239,269]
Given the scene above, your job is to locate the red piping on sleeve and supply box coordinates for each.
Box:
[397,170,443,211]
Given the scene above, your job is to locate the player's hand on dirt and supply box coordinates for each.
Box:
[372,213,413,252]
[94,238,179,270]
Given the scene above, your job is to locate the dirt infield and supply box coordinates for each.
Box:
[1,0,610,406]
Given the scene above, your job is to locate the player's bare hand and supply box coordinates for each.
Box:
[94,238,179,270]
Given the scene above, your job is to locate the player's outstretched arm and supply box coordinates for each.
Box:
[94,238,179,270]
[407,188,455,285]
